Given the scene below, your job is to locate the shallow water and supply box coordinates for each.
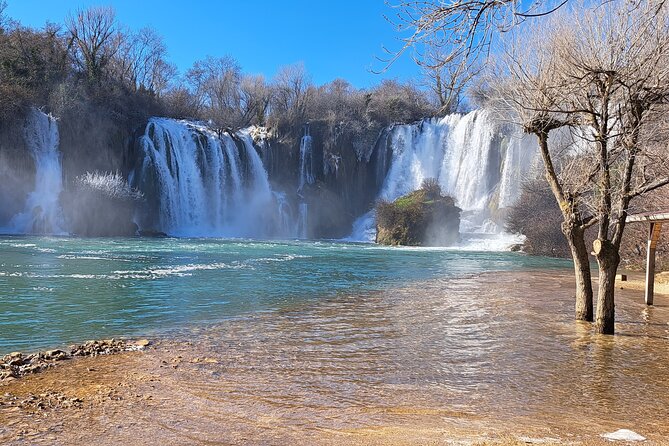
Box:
[2,270,668,445]
[0,237,569,354]
[132,272,669,443]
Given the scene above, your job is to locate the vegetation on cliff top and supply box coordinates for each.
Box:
[0,2,439,136]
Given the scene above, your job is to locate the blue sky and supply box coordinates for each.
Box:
[5,0,422,88]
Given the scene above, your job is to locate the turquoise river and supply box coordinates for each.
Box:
[0,236,569,354]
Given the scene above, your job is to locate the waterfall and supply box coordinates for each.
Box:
[296,124,314,239]
[349,109,537,244]
[133,110,535,244]
[272,191,295,237]
[10,109,65,235]
[134,118,283,237]
[298,124,315,192]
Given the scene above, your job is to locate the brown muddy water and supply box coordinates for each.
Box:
[1,270,669,445]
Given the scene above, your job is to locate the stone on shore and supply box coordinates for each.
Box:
[601,429,646,441]
[0,338,151,382]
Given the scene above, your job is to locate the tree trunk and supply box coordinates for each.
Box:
[593,239,620,335]
[564,225,593,321]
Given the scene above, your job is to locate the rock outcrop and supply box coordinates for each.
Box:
[376,180,461,246]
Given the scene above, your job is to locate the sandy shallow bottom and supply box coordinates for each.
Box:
[1,270,669,445]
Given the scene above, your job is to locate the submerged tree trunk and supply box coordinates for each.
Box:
[564,224,593,321]
[534,130,595,323]
[593,239,620,335]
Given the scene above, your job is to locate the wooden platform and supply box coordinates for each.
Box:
[627,211,669,305]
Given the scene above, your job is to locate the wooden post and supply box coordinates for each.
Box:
[645,222,663,305]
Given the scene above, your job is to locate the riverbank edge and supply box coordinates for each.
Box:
[0,338,151,383]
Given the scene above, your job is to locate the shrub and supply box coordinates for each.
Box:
[77,171,143,201]
[506,179,571,257]
[421,177,442,200]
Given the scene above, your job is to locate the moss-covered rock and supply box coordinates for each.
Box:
[376,180,461,246]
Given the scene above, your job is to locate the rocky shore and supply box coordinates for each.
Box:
[0,338,150,382]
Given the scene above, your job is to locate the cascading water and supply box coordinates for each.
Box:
[272,191,295,237]
[297,202,309,239]
[134,118,284,237]
[9,109,65,235]
[133,110,534,244]
[349,109,537,247]
[296,124,315,239]
[298,124,315,192]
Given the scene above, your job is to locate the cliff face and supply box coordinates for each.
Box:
[0,117,34,223]
[375,186,461,247]
[59,108,136,179]
[259,119,391,239]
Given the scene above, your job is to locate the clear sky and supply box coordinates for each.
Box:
[4,0,422,88]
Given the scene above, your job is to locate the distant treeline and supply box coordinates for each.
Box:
[0,3,441,135]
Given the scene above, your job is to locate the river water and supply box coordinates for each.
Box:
[0,236,569,354]
[1,237,669,443]
[154,271,668,444]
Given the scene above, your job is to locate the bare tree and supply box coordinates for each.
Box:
[149,59,178,97]
[385,0,538,68]
[0,19,70,119]
[381,0,570,102]
[271,63,313,126]
[162,86,200,120]
[186,55,243,130]
[366,79,435,125]
[489,1,669,333]
[307,78,366,125]
[239,74,272,126]
[111,27,173,95]
[0,0,8,31]
[421,51,479,114]
[65,6,120,82]
[488,18,598,323]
